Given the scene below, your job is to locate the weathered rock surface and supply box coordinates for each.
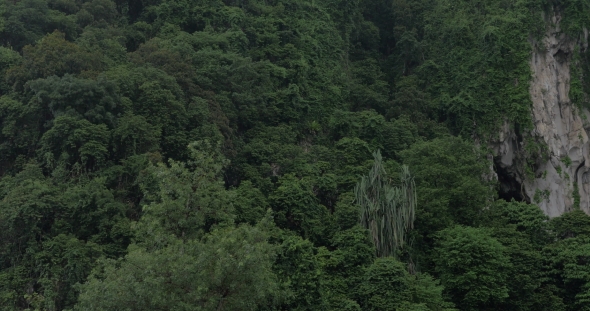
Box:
[492,12,590,217]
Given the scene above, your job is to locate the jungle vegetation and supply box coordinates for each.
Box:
[1,0,590,310]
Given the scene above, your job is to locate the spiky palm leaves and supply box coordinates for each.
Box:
[355,150,416,258]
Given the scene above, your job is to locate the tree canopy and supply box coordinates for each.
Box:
[1,0,590,310]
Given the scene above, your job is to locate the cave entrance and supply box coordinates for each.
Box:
[495,159,526,202]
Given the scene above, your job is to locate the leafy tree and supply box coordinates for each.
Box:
[418,0,542,136]
[434,225,510,310]
[75,223,281,311]
[0,0,52,50]
[103,64,203,161]
[360,257,413,311]
[81,0,119,25]
[348,58,389,112]
[388,75,430,126]
[335,137,372,167]
[399,136,494,266]
[0,95,43,172]
[129,36,199,98]
[6,31,101,91]
[0,161,135,310]
[239,125,305,190]
[0,165,61,270]
[136,140,234,246]
[269,173,330,244]
[328,110,418,159]
[0,47,20,94]
[317,226,375,310]
[543,236,590,311]
[330,192,359,232]
[359,257,455,311]
[30,234,102,310]
[59,177,133,257]
[234,180,269,225]
[112,112,161,159]
[1,0,587,310]
[550,209,590,239]
[543,210,590,310]
[75,26,128,68]
[272,234,325,311]
[39,115,110,173]
[483,200,561,311]
[0,1,5,34]
[27,74,120,126]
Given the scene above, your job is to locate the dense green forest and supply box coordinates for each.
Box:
[2,0,590,310]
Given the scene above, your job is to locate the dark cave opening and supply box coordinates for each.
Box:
[495,160,526,202]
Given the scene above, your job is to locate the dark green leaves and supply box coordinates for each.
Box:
[434,226,510,310]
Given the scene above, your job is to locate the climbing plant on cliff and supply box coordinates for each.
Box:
[418,0,544,137]
[355,150,417,258]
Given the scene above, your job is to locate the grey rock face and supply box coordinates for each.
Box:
[492,12,590,217]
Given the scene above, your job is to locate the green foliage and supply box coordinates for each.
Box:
[400,137,493,238]
[75,223,280,311]
[104,64,218,161]
[318,226,375,310]
[0,47,20,93]
[112,112,161,158]
[27,74,120,139]
[419,0,543,136]
[0,2,5,34]
[7,31,101,91]
[570,47,586,111]
[270,173,330,243]
[555,0,590,35]
[543,235,590,310]
[1,0,588,310]
[273,235,325,311]
[359,257,455,311]
[331,192,360,231]
[360,257,413,310]
[356,150,416,257]
[1,0,54,50]
[388,75,439,137]
[0,95,43,172]
[136,140,234,246]
[0,165,62,267]
[75,27,127,68]
[348,58,390,112]
[31,234,103,310]
[485,200,550,244]
[39,115,110,173]
[328,110,418,159]
[482,200,560,311]
[550,209,590,239]
[0,164,129,310]
[434,226,511,310]
[234,180,269,225]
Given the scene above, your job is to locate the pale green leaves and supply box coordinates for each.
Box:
[355,150,416,258]
[75,223,280,311]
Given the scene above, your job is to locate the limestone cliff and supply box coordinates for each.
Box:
[492,11,590,217]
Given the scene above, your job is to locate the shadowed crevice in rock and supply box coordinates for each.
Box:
[495,158,526,202]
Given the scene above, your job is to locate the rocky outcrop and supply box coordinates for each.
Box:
[492,11,590,217]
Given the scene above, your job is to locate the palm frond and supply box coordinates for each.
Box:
[355,150,416,258]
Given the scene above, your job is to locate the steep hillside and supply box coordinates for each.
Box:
[1,0,590,310]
